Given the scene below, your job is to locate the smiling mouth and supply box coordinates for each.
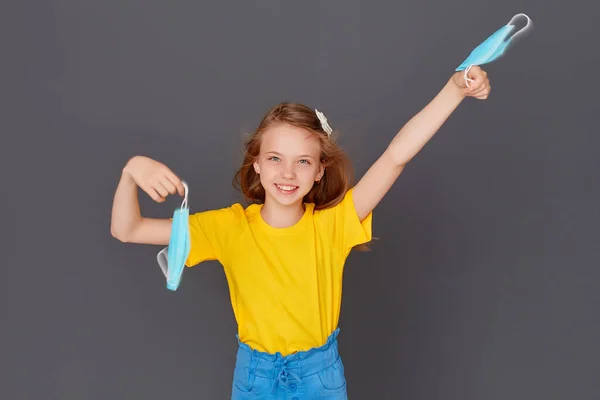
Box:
[275,184,299,193]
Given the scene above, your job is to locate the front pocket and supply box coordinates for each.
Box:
[233,365,256,393]
[317,359,347,391]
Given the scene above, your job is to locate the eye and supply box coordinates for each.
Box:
[268,156,280,162]
[299,159,310,165]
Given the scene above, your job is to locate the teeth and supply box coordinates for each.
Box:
[277,185,296,191]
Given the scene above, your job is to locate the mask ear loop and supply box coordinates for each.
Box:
[464,65,474,88]
[180,181,189,210]
[463,13,532,88]
[506,13,532,43]
[157,247,169,278]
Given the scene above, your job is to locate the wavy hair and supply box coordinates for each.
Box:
[233,102,354,210]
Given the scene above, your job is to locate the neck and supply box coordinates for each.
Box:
[260,197,305,228]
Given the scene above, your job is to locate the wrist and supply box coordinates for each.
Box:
[446,75,466,99]
[122,156,140,179]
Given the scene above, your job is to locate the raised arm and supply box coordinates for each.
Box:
[351,67,491,221]
[110,156,185,245]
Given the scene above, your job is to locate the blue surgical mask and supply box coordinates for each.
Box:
[456,13,532,87]
[157,181,190,291]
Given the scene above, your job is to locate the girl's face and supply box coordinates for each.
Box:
[253,124,324,208]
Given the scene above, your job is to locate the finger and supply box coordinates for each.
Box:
[467,69,487,89]
[472,77,490,94]
[159,176,178,195]
[472,90,488,99]
[470,84,488,97]
[474,86,491,99]
[470,77,486,92]
[466,66,482,81]
[152,179,170,198]
[142,184,166,203]
[164,169,185,196]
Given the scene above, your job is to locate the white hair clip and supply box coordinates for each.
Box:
[315,109,333,137]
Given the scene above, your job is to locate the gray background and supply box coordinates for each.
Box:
[2,0,599,399]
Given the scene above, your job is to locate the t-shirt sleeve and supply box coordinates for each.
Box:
[185,205,242,267]
[317,187,373,256]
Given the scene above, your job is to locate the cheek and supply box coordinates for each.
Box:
[257,163,276,180]
[299,166,319,181]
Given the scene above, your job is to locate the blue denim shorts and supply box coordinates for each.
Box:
[231,328,347,399]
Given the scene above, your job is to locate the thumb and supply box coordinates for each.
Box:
[466,66,484,87]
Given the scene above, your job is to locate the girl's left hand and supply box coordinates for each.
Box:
[451,65,491,100]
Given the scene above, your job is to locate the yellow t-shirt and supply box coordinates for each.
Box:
[184,188,372,355]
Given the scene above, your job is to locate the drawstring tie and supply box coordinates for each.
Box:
[271,358,302,394]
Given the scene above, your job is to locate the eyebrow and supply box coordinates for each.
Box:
[265,151,316,159]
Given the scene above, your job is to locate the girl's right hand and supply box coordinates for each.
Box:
[123,156,186,203]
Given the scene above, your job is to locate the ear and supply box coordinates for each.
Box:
[253,160,260,174]
[315,163,325,182]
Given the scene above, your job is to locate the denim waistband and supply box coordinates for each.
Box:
[236,328,341,379]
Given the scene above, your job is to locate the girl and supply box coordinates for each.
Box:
[111,67,491,399]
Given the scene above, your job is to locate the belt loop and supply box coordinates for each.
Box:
[248,349,258,377]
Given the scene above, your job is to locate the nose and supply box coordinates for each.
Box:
[281,162,296,180]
